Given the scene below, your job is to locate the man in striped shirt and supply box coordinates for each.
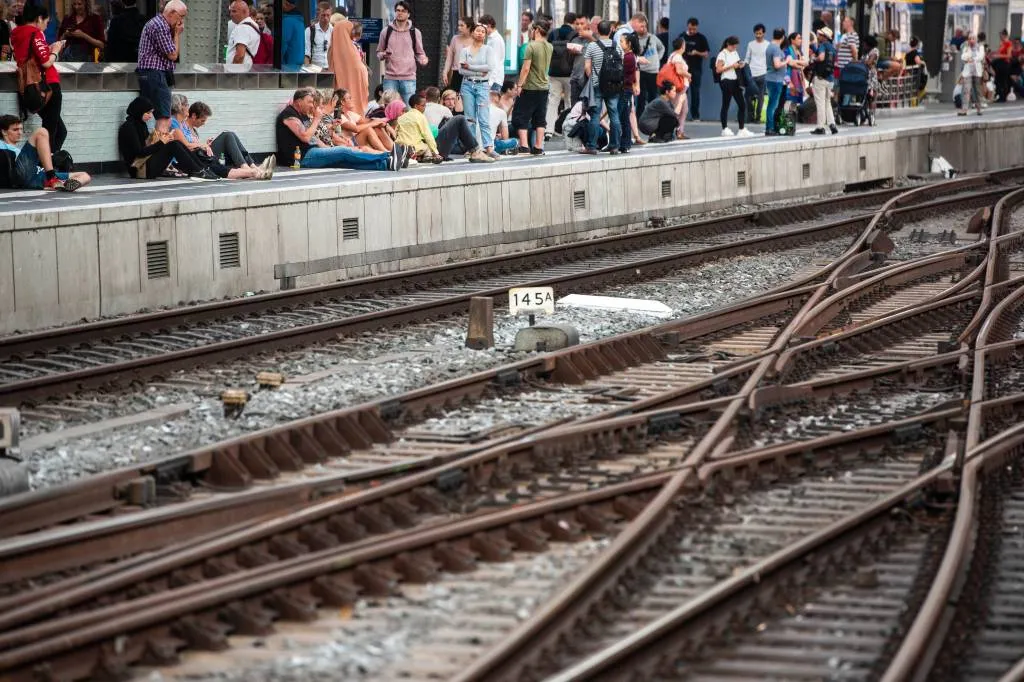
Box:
[835,16,859,78]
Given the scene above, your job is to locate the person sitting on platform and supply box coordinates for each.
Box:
[118,96,219,180]
[169,95,273,178]
[395,92,494,163]
[276,87,409,171]
[0,114,90,191]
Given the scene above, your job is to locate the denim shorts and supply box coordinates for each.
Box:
[14,143,68,189]
[137,69,173,118]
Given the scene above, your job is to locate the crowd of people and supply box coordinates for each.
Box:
[4,0,1024,189]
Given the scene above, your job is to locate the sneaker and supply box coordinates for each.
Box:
[57,177,82,192]
[608,149,620,155]
[407,158,419,167]
[399,144,412,168]
[579,148,598,155]
[530,147,545,156]
[190,168,220,181]
[260,154,277,172]
[517,146,531,154]
[829,124,839,134]
[260,165,275,180]
[388,144,402,171]
[736,128,754,138]
[488,149,501,159]
[468,149,496,163]
[720,128,735,137]
[42,176,65,190]
[811,128,826,135]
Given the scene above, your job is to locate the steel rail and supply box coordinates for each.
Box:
[0,406,968,681]
[452,174,1004,682]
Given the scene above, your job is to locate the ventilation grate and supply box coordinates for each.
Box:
[219,232,241,269]
[573,190,587,210]
[660,180,672,199]
[146,241,169,280]
[736,170,747,187]
[859,156,867,171]
[802,163,811,180]
[342,217,360,241]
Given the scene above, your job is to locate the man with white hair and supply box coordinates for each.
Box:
[137,0,187,132]
[227,0,260,66]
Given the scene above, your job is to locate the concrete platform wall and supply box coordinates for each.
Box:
[0,118,1020,335]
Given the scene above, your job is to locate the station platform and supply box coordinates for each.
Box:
[1,104,1023,335]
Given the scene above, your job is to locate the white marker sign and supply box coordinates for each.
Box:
[509,286,555,316]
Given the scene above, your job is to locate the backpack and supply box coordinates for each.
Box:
[814,42,835,78]
[380,24,422,57]
[254,31,274,64]
[16,31,51,116]
[549,30,577,77]
[597,41,624,96]
[711,55,721,84]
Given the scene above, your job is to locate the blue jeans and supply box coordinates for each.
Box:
[460,78,492,150]
[765,81,785,133]
[13,143,68,188]
[383,79,417,104]
[617,93,632,151]
[136,68,173,119]
[588,91,620,151]
[301,145,389,171]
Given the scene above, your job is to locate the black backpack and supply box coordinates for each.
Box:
[598,41,624,95]
[549,30,577,77]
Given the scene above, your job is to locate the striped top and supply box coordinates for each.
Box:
[836,31,859,70]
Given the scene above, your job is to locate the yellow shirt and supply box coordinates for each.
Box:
[395,109,437,155]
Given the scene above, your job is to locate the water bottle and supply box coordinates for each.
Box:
[218,152,226,166]
[292,146,301,170]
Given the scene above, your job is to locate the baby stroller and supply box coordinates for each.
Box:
[837,62,871,126]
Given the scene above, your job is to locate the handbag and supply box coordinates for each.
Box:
[16,32,51,115]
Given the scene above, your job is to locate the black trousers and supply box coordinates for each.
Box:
[436,114,479,158]
[637,71,658,118]
[689,65,703,119]
[994,59,1011,101]
[134,140,205,179]
[210,131,255,167]
[720,79,745,128]
[39,82,67,151]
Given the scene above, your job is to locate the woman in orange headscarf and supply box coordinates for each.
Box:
[328,18,369,116]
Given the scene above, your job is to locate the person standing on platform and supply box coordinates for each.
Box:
[226,0,259,67]
[581,20,623,155]
[959,34,985,116]
[835,16,859,79]
[810,26,838,134]
[136,0,185,134]
[992,29,1013,102]
[279,0,305,67]
[458,21,495,157]
[442,16,473,92]
[105,0,146,62]
[545,11,577,139]
[329,17,368,115]
[304,1,331,67]
[377,0,427,104]
[11,4,67,149]
[511,20,552,155]
[480,14,505,95]
[716,36,752,137]
[568,14,592,105]
[744,24,768,122]
[57,0,104,61]
[763,28,787,135]
[634,16,663,116]
[656,17,669,66]
[682,17,709,120]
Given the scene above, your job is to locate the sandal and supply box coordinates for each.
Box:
[162,166,187,178]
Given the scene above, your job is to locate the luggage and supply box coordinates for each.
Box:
[775,108,796,136]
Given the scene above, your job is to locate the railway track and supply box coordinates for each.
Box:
[3,172,1024,681]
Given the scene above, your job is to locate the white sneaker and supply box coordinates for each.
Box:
[736,128,754,138]
[721,128,735,137]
